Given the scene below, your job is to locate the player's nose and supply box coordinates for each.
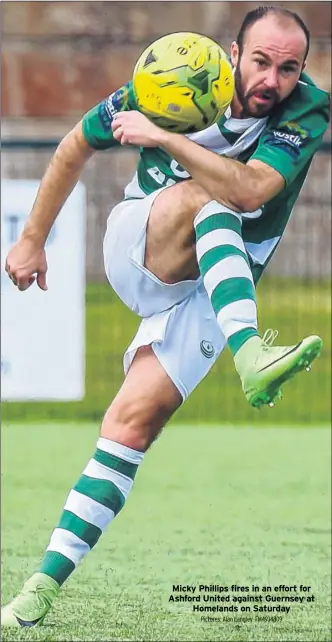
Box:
[264,67,279,89]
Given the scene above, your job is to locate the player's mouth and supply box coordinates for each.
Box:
[252,91,274,104]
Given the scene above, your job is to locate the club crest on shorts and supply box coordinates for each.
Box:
[200,340,215,358]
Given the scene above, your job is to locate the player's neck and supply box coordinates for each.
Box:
[230,93,247,119]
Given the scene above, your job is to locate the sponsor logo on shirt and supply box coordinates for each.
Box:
[105,96,117,119]
[106,86,129,118]
[98,101,112,132]
[98,85,129,132]
[266,121,309,158]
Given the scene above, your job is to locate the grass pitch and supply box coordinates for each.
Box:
[1,423,331,641]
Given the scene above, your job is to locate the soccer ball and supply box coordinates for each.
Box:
[132,32,234,134]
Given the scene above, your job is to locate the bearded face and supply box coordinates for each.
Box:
[234,59,280,118]
[231,16,306,119]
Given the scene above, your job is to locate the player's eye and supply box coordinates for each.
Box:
[255,59,267,68]
[281,66,297,74]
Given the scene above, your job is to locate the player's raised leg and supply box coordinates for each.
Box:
[1,346,182,628]
[145,180,322,407]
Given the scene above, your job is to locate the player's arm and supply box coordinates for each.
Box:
[111,110,284,212]
[5,121,95,290]
[157,133,284,212]
[157,87,330,212]
[6,83,136,291]
[112,112,286,212]
[22,122,94,247]
[18,82,136,246]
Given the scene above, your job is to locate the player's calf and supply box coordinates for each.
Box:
[192,200,323,407]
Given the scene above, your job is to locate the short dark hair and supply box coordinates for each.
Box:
[236,5,310,60]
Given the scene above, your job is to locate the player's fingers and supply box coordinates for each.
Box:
[37,271,48,291]
[17,278,32,291]
[111,117,122,132]
[120,134,131,146]
[5,266,12,278]
[113,127,124,142]
[14,274,36,291]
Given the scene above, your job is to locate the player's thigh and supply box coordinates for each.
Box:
[124,284,227,403]
[145,180,211,283]
[101,345,182,450]
[103,188,202,317]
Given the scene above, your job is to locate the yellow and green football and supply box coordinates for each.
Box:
[133,32,234,134]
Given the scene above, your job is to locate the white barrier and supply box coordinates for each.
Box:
[1,180,86,400]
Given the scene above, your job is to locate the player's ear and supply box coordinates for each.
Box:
[230,41,239,67]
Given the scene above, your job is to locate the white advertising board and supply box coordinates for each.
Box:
[1,180,86,400]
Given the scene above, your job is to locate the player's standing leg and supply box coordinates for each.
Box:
[1,283,226,629]
[1,347,182,627]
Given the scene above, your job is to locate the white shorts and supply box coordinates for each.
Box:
[103,188,202,318]
[123,283,227,401]
[103,190,226,400]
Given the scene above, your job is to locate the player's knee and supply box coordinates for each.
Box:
[170,179,211,216]
[151,180,210,223]
[100,394,173,451]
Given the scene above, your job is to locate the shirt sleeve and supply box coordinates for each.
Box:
[251,86,330,186]
[82,81,138,150]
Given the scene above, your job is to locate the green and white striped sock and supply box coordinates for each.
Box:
[195,201,259,356]
[39,438,144,586]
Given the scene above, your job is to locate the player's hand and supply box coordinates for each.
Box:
[5,237,48,292]
[111,111,166,147]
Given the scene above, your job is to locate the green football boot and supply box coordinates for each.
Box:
[1,573,59,628]
[234,330,323,409]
